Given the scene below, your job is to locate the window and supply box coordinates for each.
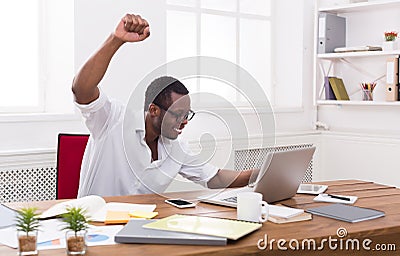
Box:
[166,0,304,109]
[0,0,74,114]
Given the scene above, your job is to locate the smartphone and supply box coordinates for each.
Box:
[164,198,196,208]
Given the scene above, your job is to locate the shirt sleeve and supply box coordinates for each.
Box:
[74,89,123,140]
[177,141,219,187]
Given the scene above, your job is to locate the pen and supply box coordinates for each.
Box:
[327,194,350,201]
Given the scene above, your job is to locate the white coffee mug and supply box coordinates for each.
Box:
[237,192,269,223]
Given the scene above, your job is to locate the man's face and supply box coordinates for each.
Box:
[159,92,192,140]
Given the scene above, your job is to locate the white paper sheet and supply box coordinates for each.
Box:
[91,202,156,222]
[39,195,156,222]
[0,219,65,248]
[268,205,304,219]
[313,194,358,204]
[37,224,124,251]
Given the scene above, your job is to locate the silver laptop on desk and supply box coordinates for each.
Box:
[198,146,316,207]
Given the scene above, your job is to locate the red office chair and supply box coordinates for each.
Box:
[56,133,89,199]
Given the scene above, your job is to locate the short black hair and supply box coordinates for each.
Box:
[144,76,189,111]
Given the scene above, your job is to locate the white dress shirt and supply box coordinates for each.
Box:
[75,90,219,197]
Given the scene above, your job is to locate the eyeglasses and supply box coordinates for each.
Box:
[154,103,195,122]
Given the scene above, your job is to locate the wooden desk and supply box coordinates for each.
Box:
[1,180,399,255]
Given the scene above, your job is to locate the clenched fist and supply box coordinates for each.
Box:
[114,13,150,43]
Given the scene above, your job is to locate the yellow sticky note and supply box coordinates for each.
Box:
[129,210,158,219]
[104,211,130,224]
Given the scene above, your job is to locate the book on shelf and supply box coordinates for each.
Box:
[328,77,350,100]
[398,56,400,101]
[324,76,337,100]
[39,195,157,222]
[334,45,382,53]
[386,57,399,101]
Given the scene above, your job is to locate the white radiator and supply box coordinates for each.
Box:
[234,144,313,183]
[0,167,57,203]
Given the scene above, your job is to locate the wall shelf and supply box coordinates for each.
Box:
[319,0,400,14]
[318,50,400,59]
[317,100,400,106]
[314,0,400,107]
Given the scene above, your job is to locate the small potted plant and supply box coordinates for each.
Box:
[382,31,398,51]
[15,207,40,256]
[61,207,89,255]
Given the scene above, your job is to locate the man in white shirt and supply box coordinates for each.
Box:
[73,13,252,197]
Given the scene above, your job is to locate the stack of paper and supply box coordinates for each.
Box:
[267,205,311,224]
[0,219,64,249]
[105,210,159,224]
[115,219,227,245]
[38,195,157,223]
[268,213,312,224]
[269,205,304,218]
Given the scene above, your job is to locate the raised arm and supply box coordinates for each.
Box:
[72,14,150,104]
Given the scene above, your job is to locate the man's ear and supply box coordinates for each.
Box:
[148,103,161,117]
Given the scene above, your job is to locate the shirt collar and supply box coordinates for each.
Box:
[130,110,145,132]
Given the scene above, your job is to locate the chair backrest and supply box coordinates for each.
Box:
[56,133,89,199]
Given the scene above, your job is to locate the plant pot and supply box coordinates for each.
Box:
[65,230,87,255]
[17,231,38,256]
[382,41,398,51]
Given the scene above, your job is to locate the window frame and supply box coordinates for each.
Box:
[0,0,75,115]
[166,0,275,109]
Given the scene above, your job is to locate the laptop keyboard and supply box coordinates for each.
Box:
[222,196,237,203]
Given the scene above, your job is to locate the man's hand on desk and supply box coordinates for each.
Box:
[207,169,257,189]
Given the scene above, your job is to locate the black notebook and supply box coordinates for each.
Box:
[115,219,227,245]
[306,204,385,223]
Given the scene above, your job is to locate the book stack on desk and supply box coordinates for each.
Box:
[268,204,312,224]
[115,219,228,245]
[143,214,262,240]
[115,214,263,245]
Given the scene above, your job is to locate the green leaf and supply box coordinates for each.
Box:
[60,207,89,234]
[15,207,40,234]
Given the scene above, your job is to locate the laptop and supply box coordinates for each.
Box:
[198,146,316,207]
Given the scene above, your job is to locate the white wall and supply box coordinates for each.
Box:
[313,1,400,187]
[4,0,398,191]
[0,0,314,157]
[74,0,167,105]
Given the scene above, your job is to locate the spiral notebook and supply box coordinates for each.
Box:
[143,214,262,240]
